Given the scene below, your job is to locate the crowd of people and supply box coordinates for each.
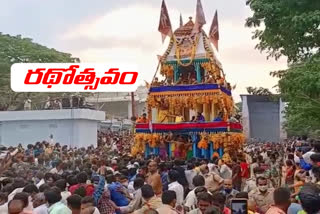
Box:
[0,135,320,214]
[150,72,232,91]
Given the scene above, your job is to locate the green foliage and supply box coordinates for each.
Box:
[235,102,242,113]
[0,33,80,63]
[246,0,320,63]
[246,0,320,137]
[0,33,81,110]
[278,54,320,136]
[246,86,272,96]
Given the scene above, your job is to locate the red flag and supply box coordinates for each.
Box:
[193,0,206,34]
[158,0,172,43]
[209,10,219,51]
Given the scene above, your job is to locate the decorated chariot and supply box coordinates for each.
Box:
[131,0,245,160]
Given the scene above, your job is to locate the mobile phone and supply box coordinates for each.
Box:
[231,199,248,214]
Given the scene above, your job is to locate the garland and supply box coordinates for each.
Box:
[202,31,222,70]
[160,37,175,63]
[174,35,199,67]
[131,132,246,157]
[198,132,209,149]
[160,64,174,78]
[147,93,233,112]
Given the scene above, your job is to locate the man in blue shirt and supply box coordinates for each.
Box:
[196,112,205,122]
[213,112,223,122]
[107,174,129,207]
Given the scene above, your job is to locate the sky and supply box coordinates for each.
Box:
[0,0,288,102]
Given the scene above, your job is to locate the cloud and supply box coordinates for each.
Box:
[58,35,159,53]
[61,4,178,40]
[201,18,287,101]
[55,1,287,102]
[56,3,187,83]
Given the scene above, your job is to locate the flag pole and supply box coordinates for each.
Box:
[151,60,161,83]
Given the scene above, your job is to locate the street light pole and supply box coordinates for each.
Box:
[131,92,136,118]
[131,92,136,135]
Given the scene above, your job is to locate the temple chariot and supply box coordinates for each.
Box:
[131,0,245,160]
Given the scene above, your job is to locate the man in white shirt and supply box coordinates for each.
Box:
[35,172,45,188]
[168,170,184,206]
[8,187,24,201]
[185,175,206,209]
[0,202,8,214]
[219,160,232,179]
[55,179,71,205]
[49,160,64,175]
[261,149,268,161]
[24,99,32,110]
[185,163,198,190]
[302,140,320,164]
[33,193,48,214]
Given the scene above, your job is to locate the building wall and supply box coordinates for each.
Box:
[279,99,288,140]
[241,95,283,142]
[0,109,104,148]
[71,119,98,148]
[98,101,146,119]
[86,86,148,119]
[241,96,250,140]
[0,119,99,148]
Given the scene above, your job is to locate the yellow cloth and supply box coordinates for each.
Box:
[171,143,175,151]
[175,116,184,123]
[158,109,169,123]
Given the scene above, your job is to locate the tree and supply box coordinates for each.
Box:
[0,33,80,63]
[0,33,81,110]
[277,54,320,136]
[235,102,242,114]
[246,0,320,63]
[246,86,272,96]
[246,0,320,137]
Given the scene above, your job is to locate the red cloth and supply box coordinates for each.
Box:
[286,167,295,183]
[223,207,231,214]
[240,162,250,178]
[259,163,269,171]
[69,183,94,196]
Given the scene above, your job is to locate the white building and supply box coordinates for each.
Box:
[86,86,148,119]
[0,109,105,148]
